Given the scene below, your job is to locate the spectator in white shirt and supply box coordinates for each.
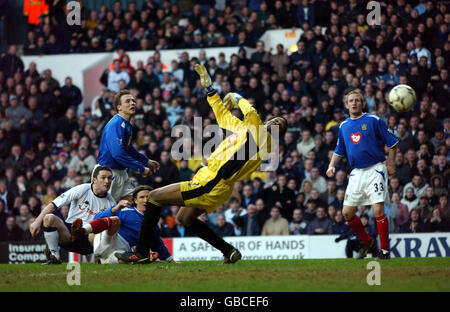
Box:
[412,36,431,68]
[107,60,130,93]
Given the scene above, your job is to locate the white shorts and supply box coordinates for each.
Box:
[93,231,131,264]
[93,165,135,201]
[343,162,390,207]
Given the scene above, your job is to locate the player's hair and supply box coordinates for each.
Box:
[132,185,153,201]
[267,116,288,136]
[113,89,131,111]
[92,165,112,179]
[344,88,365,105]
[279,117,288,136]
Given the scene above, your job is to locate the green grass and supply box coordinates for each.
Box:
[1,258,449,292]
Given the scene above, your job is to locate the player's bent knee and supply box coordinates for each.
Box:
[106,217,120,235]
[147,189,160,202]
[343,213,354,221]
[176,213,192,227]
[110,216,120,226]
[175,213,184,225]
[342,209,355,221]
[43,214,55,227]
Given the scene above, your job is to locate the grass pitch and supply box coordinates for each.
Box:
[1,258,449,292]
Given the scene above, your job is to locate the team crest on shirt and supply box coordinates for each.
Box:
[350,132,361,144]
[361,124,367,131]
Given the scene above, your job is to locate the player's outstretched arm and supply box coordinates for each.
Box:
[194,64,243,132]
[223,92,264,130]
[326,153,342,178]
[29,203,56,237]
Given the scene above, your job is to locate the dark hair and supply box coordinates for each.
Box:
[132,185,153,201]
[229,197,239,204]
[279,116,287,136]
[113,89,131,111]
[92,165,112,180]
[267,116,288,136]
[410,208,422,219]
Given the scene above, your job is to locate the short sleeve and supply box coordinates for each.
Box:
[52,184,85,208]
[377,118,399,148]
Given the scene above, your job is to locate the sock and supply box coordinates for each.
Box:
[137,200,162,256]
[82,224,93,234]
[88,217,112,234]
[347,215,372,245]
[376,214,389,251]
[186,219,234,256]
[43,227,60,259]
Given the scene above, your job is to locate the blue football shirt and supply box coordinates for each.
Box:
[334,113,398,169]
[98,114,149,173]
[95,205,171,260]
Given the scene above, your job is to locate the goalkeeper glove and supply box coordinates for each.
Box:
[194,64,213,90]
[223,92,242,110]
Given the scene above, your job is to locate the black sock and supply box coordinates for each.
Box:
[186,219,234,256]
[136,200,162,256]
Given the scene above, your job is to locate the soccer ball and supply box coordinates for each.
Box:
[388,84,416,112]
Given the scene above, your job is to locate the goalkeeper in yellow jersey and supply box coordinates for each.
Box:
[117,64,287,264]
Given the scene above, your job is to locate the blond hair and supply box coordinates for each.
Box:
[344,88,365,105]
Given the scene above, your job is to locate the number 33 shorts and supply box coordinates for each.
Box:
[344,162,390,207]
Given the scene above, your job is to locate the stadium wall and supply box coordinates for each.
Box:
[67,233,450,263]
[2,233,448,263]
[21,52,113,111]
[0,241,68,264]
[18,27,328,109]
[21,47,246,110]
[259,28,304,52]
[166,233,450,261]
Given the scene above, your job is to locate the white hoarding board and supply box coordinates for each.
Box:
[172,236,309,261]
[170,233,450,261]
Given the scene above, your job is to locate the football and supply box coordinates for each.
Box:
[388,84,417,112]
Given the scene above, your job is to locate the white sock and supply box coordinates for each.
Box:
[83,224,93,234]
[44,230,60,259]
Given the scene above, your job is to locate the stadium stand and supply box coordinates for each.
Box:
[0,0,449,245]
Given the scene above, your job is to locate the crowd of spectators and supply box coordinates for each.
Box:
[0,0,449,247]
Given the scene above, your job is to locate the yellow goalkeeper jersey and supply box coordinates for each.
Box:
[203,91,271,183]
[180,91,272,212]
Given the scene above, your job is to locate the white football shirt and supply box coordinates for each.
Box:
[52,183,116,224]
